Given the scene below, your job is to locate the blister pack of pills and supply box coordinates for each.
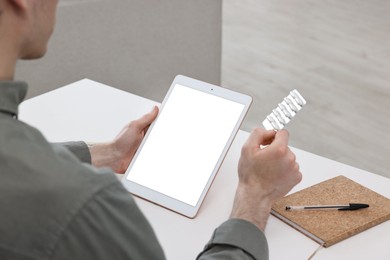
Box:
[262,89,306,131]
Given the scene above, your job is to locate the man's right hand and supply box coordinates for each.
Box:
[230,128,302,231]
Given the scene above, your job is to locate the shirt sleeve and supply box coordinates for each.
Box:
[52,141,91,164]
[51,182,166,260]
[197,219,269,260]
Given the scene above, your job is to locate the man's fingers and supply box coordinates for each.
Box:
[249,128,276,145]
[270,129,289,148]
[242,128,276,153]
[134,106,159,130]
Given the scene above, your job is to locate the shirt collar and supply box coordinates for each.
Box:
[0,81,28,118]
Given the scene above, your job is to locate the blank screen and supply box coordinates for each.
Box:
[126,84,245,206]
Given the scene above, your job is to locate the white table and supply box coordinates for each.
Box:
[20,79,390,260]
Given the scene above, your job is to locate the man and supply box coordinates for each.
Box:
[0,0,302,259]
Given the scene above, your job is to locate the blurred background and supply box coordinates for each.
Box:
[222,0,390,179]
[17,0,389,178]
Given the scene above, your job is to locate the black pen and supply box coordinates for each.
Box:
[285,203,369,211]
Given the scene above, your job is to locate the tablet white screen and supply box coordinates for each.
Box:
[126,84,245,206]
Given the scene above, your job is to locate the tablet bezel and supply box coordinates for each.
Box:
[121,75,252,218]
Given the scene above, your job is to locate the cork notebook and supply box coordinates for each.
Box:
[271,175,390,247]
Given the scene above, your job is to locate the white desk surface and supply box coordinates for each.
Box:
[20,79,390,260]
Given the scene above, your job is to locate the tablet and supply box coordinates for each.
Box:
[122,75,252,218]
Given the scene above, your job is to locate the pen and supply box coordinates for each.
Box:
[285,203,369,211]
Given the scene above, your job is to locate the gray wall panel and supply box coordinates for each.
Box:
[17,0,222,102]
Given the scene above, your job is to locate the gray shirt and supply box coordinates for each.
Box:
[0,81,269,260]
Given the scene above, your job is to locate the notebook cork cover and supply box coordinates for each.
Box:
[271,175,390,247]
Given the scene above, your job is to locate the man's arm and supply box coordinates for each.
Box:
[198,219,268,260]
[231,129,301,231]
[198,128,302,259]
[55,141,91,163]
[52,180,166,260]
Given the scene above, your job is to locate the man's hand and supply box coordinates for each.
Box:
[89,106,159,173]
[230,128,302,231]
